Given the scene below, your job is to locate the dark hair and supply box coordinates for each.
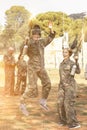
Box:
[69,49,73,56]
[33,24,40,30]
[31,24,41,36]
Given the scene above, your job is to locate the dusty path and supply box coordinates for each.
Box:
[0,68,87,130]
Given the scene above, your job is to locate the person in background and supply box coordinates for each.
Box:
[3,47,16,96]
[57,48,81,129]
[14,38,28,95]
[14,54,27,95]
[19,24,56,116]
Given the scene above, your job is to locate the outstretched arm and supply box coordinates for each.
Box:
[74,56,81,74]
[43,30,56,47]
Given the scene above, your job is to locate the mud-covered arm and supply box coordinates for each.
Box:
[75,62,81,74]
[18,44,28,59]
[74,56,81,74]
[43,31,56,47]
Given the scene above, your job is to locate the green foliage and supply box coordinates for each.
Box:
[84,27,87,42]
[0,8,86,51]
[84,18,87,42]
[1,6,31,48]
[36,11,67,36]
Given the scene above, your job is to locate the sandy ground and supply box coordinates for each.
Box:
[0,67,87,130]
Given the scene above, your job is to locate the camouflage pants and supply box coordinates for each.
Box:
[57,83,79,126]
[15,75,27,95]
[21,66,51,103]
[4,70,15,95]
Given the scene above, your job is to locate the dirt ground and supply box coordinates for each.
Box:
[0,67,87,130]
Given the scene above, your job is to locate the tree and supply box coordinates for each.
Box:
[36,11,72,37]
[2,6,31,48]
[1,9,86,52]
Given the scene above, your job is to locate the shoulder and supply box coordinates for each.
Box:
[39,38,49,46]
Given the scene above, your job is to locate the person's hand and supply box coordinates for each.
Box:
[48,21,56,37]
[48,21,54,33]
[74,55,78,64]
